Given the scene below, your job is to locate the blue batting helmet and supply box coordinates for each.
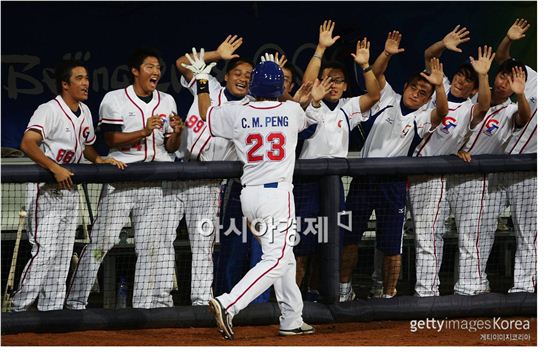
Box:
[249,61,284,98]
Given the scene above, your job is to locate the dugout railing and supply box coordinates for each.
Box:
[1,155,537,334]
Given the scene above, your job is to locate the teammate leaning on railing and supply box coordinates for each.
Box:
[11,60,125,312]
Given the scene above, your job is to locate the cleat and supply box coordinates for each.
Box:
[279,322,316,336]
[209,298,234,340]
[339,289,356,302]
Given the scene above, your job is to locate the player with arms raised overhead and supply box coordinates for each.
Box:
[341,31,448,300]
[12,60,125,312]
[185,51,330,339]
[410,25,495,297]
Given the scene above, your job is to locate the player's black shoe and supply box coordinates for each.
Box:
[279,322,315,336]
[208,298,234,340]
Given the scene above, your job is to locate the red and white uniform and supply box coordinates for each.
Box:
[299,96,364,159]
[12,96,95,312]
[208,100,319,330]
[409,76,478,296]
[447,95,519,296]
[67,86,177,310]
[164,76,248,305]
[485,65,537,293]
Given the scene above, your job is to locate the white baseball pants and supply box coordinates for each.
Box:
[409,175,449,297]
[12,185,79,311]
[66,182,170,309]
[163,179,221,305]
[216,182,304,330]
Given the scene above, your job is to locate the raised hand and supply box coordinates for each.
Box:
[507,66,526,95]
[216,35,243,60]
[420,58,445,86]
[318,20,341,49]
[470,45,495,76]
[442,25,470,53]
[260,52,287,68]
[183,47,217,79]
[311,76,333,103]
[292,81,313,108]
[351,37,370,67]
[507,18,530,41]
[384,31,405,56]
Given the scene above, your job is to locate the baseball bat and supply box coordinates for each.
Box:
[78,184,100,293]
[2,207,27,312]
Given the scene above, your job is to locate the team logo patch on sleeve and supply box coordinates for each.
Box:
[483,119,500,136]
[82,126,90,140]
[440,116,457,134]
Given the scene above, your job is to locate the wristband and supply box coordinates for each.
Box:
[362,65,372,73]
[313,54,322,60]
[384,50,391,56]
[197,79,209,94]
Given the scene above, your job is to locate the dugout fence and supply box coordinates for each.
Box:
[1,155,536,334]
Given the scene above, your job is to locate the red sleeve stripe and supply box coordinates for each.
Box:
[26,125,45,137]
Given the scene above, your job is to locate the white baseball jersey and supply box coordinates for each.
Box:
[207,100,319,185]
[461,99,518,155]
[299,96,365,159]
[26,95,96,163]
[176,75,245,162]
[98,85,176,163]
[506,65,537,155]
[360,82,433,158]
[414,78,476,156]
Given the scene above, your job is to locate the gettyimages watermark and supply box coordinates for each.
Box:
[410,317,532,342]
[194,211,352,245]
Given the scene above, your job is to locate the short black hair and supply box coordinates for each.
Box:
[454,63,479,89]
[55,59,86,94]
[282,63,298,84]
[320,61,348,82]
[405,72,435,96]
[128,47,161,72]
[497,58,528,81]
[226,57,254,73]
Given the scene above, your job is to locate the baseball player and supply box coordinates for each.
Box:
[453,56,531,295]
[296,21,382,299]
[66,48,183,309]
[485,19,536,293]
[409,25,495,297]
[341,31,449,300]
[176,40,271,304]
[187,52,330,338]
[12,60,125,312]
[170,38,256,306]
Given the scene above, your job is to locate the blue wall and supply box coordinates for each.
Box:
[1,1,536,151]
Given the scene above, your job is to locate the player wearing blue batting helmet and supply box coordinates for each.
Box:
[248,61,284,98]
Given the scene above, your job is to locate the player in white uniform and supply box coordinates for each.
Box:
[66,49,183,309]
[341,31,448,300]
[454,56,531,296]
[409,26,495,297]
[488,19,536,293]
[170,38,252,305]
[186,53,330,338]
[12,60,125,312]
